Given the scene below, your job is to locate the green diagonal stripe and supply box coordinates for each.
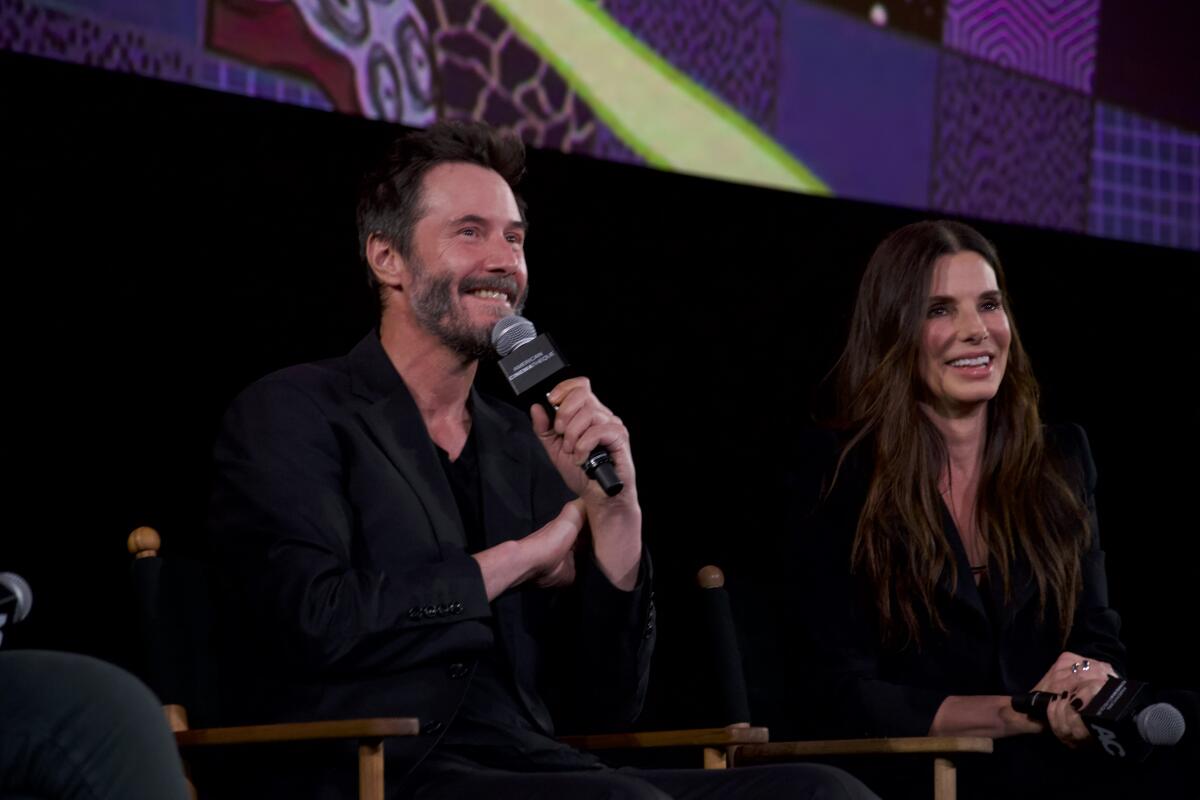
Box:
[488,0,830,195]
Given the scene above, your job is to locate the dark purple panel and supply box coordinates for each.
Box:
[776,0,938,208]
[806,0,945,41]
[1093,0,1200,132]
[931,52,1091,232]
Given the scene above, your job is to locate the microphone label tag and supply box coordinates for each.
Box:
[498,333,570,396]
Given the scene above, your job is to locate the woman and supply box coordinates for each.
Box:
[793,220,1129,795]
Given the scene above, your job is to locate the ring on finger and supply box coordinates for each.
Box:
[1071,662,1080,674]
[1081,659,1091,671]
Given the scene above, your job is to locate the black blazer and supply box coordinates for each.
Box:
[790,424,1126,738]
[207,332,654,777]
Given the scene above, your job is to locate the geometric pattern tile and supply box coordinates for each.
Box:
[931,52,1091,232]
[1089,103,1200,251]
[944,0,1099,93]
[413,0,637,160]
[0,0,333,109]
[600,0,782,131]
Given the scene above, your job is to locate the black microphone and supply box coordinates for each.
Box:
[491,315,623,496]
[0,572,33,647]
[1013,677,1186,761]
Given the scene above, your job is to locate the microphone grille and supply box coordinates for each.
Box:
[0,572,33,622]
[491,315,538,357]
[1135,702,1186,746]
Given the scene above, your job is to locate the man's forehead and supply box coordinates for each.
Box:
[419,161,522,222]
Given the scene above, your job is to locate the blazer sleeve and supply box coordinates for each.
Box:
[525,443,656,727]
[208,374,493,674]
[1057,424,1127,675]
[567,545,655,725]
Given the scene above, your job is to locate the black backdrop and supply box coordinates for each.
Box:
[3,50,1197,733]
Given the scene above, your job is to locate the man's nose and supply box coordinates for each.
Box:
[485,235,521,272]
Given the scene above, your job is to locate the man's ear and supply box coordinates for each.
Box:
[365,233,410,291]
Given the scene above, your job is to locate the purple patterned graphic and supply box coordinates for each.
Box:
[1089,104,1199,251]
[0,0,331,108]
[413,0,639,163]
[600,0,781,131]
[931,53,1091,232]
[944,0,1099,93]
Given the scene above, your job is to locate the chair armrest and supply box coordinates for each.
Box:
[560,726,769,750]
[733,735,992,763]
[174,717,420,748]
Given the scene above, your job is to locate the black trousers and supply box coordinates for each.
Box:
[407,756,879,800]
[0,650,190,800]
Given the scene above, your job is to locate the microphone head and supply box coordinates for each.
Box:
[1135,702,1186,746]
[492,315,538,357]
[0,572,33,623]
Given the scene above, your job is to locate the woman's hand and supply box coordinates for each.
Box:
[1032,651,1118,747]
[1034,651,1117,704]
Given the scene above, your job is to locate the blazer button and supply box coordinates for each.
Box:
[450,601,464,615]
[422,605,437,619]
[422,719,443,735]
[447,662,469,679]
[407,607,421,621]
[436,603,450,617]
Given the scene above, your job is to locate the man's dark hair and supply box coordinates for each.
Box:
[356,121,527,307]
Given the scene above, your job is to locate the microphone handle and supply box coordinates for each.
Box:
[1012,690,1059,721]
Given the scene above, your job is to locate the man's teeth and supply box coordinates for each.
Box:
[949,356,990,367]
[469,289,508,301]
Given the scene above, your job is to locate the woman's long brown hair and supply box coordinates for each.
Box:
[831,220,1088,648]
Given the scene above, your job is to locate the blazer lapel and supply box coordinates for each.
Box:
[347,334,466,555]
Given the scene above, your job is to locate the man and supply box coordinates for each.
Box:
[209,121,874,799]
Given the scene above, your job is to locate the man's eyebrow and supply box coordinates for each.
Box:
[447,214,528,231]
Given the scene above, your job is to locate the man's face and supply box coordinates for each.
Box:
[404,161,528,358]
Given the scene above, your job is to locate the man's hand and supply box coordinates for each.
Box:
[526,499,583,589]
[530,378,642,591]
[472,500,585,600]
[530,377,637,508]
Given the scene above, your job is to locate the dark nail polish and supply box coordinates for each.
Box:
[1071,698,1083,711]
[1060,691,1069,698]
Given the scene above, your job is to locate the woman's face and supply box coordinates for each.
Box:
[918,250,1011,417]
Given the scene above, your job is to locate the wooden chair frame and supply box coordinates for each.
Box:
[127,526,986,800]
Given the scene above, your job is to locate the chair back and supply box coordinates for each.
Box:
[127,526,222,731]
[694,565,752,727]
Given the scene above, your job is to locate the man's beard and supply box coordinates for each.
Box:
[408,260,526,361]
